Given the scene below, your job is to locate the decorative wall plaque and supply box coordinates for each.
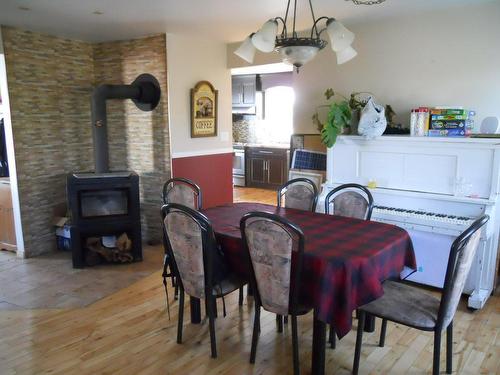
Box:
[191,81,218,138]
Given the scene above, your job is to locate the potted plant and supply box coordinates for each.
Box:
[313,89,373,147]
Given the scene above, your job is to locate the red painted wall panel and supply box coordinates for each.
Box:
[172,153,233,208]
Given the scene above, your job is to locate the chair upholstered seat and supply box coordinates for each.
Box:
[360,280,440,330]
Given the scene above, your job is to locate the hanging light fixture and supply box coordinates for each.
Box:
[234,0,357,72]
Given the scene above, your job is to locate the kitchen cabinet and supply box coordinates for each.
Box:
[0,178,16,252]
[232,75,256,107]
[246,147,288,189]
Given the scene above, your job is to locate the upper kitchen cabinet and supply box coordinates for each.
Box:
[232,75,257,107]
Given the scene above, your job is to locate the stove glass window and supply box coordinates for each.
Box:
[80,189,128,217]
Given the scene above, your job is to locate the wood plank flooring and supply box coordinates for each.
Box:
[0,187,498,374]
[0,246,163,309]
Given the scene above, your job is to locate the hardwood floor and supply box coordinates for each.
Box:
[234,186,277,205]
[0,187,498,374]
[0,246,163,309]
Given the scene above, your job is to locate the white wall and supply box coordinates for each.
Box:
[167,34,232,157]
[228,2,500,134]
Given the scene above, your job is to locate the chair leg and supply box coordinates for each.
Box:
[208,296,217,358]
[353,311,366,375]
[328,325,336,349]
[379,319,387,347]
[205,296,217,319]
[276,314,283,333]
[250,304,261,363]
[291,315,300,375]
[433,330,442,375]
[174,281,179,300]
[239,286,244,306]
[176,288,184,344]
[446,321,453,374]
[284,316,289,324]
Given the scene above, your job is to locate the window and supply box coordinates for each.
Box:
[257,86,295,144]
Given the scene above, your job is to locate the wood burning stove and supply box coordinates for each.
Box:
[67,74,161,268]
[67,172,141,267]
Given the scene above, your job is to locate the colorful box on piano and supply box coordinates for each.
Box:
[430,109,476,117]
[428,129,470,137]
[430,120,470,129]
[431,114,468,121]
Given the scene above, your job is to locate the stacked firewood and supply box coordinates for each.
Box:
[85,233,133,264]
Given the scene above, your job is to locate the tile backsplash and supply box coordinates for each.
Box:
[233,115,257,143]
[233,114,289,145]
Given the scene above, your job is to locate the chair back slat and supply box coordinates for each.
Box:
[164,210,205,299]
[325,183,374,220]
[241,212,305,316]
[331,191,369,219]
[162,177,202,210]
[437,215,488,329]
[277,178,318,212]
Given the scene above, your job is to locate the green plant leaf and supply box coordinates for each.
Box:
[321,100,351,148]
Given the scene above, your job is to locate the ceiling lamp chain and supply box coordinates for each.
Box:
[234,0,357,72]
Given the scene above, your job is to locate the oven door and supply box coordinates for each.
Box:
[233,149,246,186]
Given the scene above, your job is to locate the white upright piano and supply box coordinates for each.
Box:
[318,135,500,309]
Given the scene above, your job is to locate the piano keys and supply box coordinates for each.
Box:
[318,135,500,309]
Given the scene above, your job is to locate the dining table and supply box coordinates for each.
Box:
[194,202,416,375]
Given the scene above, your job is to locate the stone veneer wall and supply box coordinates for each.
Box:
[2,27,95,256]
[2,27,169,256]
[93,35,170,243]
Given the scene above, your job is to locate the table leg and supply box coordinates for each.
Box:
[190,297,201,324]
[364,313,376,332]
[311,309,326,375]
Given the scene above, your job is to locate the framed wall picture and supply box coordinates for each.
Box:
[190,81,218,138]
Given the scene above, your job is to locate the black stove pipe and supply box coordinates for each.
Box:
[91,73,161,173]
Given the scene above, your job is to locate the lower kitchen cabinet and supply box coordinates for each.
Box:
[246,147,288,189]
[0,178,17,252]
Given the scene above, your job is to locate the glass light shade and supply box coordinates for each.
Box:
[279,45,320,68]
[336,45,358,64]
[251,19,278,52]
[326,19,355,52]
[234,35,256,63]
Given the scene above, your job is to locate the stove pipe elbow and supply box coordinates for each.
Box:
[91,74,161,173]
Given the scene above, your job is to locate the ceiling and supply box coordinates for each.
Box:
[0,0,493,43]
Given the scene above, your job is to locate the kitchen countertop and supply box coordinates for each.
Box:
[233,142,289,149]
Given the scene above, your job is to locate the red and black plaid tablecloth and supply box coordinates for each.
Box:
[203,202,415,338]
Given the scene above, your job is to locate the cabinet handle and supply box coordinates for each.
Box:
[258,150,274,154]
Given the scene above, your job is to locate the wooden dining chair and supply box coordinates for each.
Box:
[324,183,374,219]
[352,215,489,375]
[276,178,318,327]
[162,177,202,209]
[277,178,318,212]
[240,211,311,375]
[325,183,374,348]
[162,178,208,300]
[162,203,246,358]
